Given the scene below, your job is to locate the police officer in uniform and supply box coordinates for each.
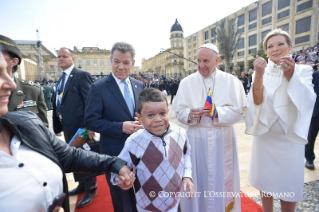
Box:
[0,34,48,127]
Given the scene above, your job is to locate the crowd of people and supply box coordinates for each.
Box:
[0,29,318,212]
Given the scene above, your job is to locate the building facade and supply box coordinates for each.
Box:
[142,19,185,78]
[184,0,319,73]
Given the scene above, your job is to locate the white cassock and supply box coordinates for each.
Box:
[172,70,247,212]
[245,60,316,201]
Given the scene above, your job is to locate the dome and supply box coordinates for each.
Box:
[170,19,183,32]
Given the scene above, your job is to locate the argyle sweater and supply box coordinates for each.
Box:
[111,125,192,212]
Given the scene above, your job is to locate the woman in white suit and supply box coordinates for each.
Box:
[245,29,316,212]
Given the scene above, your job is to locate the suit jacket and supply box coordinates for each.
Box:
[52,67,93,138]
[312,71,319,117]
[170,82,179,95]
[85,74,145,156]
[8,77,48,127]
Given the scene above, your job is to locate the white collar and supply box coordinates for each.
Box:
[62,65,74,76]
[112,72,130,85]
[266,60,283,77]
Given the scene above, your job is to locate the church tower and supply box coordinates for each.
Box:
[170,19,183,50]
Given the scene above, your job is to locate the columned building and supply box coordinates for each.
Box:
[142,19,186,78]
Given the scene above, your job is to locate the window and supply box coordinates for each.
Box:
[211,28,216,37]
[174,43,176,47]
[297,0,313,12]
[193,43,196,47]
[193,36,196,41]
[205,31,209,40]
[194,50,196,53]
[95,71,98,75]
[93,60,97,66]
[108,60,111,66]
[261,30,271,41]
[249,8,257,22]
[277,10,289,19]
[238,38,245,49]
[238,51,245,56]
[249,22,257,30]
[249,34,257,46]
[296,16,311,34]
[278,24,289,32]
[238,27,245,33]
[78,59,82,66]
[278,0,290,10]
[205,41,209,44]
[295,35,310,44]
[189,51,191,55]
[262,1,272,17]
[188,38,191,43]
[211,38,216,43]
[179,42,181,47]
[101,60,104,66]
[249,48,257,54]
[238,14,245,27]
[87,60,90,66]
[262,17,272,25]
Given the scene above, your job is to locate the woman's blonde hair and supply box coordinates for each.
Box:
[263,29,292,51]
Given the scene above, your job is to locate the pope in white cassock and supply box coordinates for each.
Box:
[172,43,247,212]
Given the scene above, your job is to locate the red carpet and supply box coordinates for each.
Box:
[75,176,262,212]
[74,175,114,212]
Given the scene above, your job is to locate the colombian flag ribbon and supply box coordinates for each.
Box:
[204,89,217,122]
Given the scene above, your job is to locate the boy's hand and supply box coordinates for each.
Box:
[117,166,136,190]
[183,177,195,199]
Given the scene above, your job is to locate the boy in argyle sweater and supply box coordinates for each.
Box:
[111,88,194,212]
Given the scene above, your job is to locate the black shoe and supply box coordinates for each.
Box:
[77,190,97,208]
[305,160,315,170]
[69,185,85,196]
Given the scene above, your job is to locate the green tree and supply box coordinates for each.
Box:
[247,43,268,69]
[216,18,241,73]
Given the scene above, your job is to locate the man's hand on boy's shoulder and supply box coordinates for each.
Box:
[117,166,136,190]
[122,120,143,135]
[183,177,195,199]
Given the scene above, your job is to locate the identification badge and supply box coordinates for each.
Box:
[83,143,91,151]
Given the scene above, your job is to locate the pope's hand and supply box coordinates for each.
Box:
[189,108,202,120]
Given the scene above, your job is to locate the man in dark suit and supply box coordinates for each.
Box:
[85,42,144,212]
[305,70,319,170]
[170,80,179,104]
[52,47,97,208]
[0,34,48,127]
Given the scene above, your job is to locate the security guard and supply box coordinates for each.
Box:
[0,34,48,127]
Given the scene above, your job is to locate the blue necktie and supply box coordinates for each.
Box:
[122,80,134,117]
[56,72,66,117]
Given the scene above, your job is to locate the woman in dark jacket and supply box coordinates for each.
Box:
[0,48,134,212]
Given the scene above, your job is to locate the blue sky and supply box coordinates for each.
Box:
[0,0,257,66]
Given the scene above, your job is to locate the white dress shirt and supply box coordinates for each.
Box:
[0,136,63,212]
[56,65,74,106]
[112,72,135,106]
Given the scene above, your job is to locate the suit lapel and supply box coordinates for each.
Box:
[8,78,26,111]
[129,77,139,112]
[106,74,132,118]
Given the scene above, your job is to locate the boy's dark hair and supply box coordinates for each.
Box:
[137,88,168,114]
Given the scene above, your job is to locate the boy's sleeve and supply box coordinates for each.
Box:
[110,138,134,185]
[183,133,192,179]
